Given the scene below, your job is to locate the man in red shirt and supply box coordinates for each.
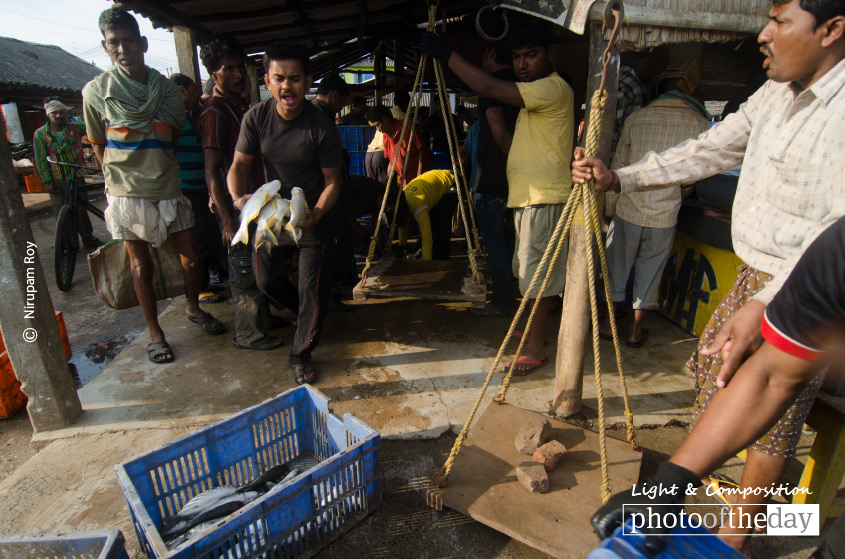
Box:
[199,34,283,351]
[367,105,430,187]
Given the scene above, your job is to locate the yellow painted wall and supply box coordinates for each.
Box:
[658,231,745,338]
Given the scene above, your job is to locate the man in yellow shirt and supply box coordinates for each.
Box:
[402,169,457,260]
[421,19,574,374]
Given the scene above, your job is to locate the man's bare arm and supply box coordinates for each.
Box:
[447,53,524,108]
[206,148,239,245]
[486,106,512,155]
[669,343,822,478]
[304,166,342,229]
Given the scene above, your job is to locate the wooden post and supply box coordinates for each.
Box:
[0,120,82,432]
[173,26,201,87]
[394,39,406,90]
[246,61,260,106]
[553,22,619,417]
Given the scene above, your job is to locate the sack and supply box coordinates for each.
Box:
[87,238,185,309]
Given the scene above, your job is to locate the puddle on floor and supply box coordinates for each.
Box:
[69,331,140,387]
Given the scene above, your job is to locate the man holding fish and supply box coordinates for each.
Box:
[228,42,343,385]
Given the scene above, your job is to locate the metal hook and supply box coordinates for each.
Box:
[476,4,509,42]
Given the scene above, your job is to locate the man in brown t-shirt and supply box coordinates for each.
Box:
[199,34,283,351]
[229,42,343,385]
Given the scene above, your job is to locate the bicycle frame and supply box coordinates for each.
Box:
[47,157,105,222]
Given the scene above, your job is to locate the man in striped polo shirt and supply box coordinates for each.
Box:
[84,8,225,364]
[169,73,224,301]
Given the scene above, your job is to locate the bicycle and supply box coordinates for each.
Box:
[46,157,105,291]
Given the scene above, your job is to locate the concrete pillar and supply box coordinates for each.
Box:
[246,62,260,106]
[553,22,620,416]
[173,26,201,87]
[0,120,82,432]
[554,208,589,417]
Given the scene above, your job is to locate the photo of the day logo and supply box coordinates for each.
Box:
[622,504,819,536]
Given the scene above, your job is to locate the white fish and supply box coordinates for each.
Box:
[231,180,281,246]
[285,187,308,245]
[253,197,283,251]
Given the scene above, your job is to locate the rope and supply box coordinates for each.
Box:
[434,7,635,506]
[361,4,483,285]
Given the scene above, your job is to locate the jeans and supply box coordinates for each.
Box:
[474,192,514,312]
[182,189,224,288]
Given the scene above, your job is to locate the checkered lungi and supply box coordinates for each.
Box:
[687,265,826,459]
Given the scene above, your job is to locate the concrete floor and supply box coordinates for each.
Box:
[0,196,823,558]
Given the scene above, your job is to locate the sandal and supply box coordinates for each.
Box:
[706,473,739,508]
[230,336,284,351]
[198,291,225,304]
[147,341,174,364]
[292,363,316,385]
[187,312,226,335]
[508,356,548,377]
[626,328,649,348]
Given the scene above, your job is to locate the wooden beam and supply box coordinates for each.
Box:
[0,117,82,432]
[173,26,201,87]
[588,2,766,35]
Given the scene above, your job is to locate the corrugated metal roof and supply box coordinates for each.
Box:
[0,36,102,95]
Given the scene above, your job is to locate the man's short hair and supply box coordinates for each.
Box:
[368,105,393,122]
[772,0,845,29]
[352,95,367,106]
[507,17,554,50]
[98,8,141,38]
[486,42,512,66]
[393,90,410,110]
[199,35,245,73]
[263,42,310,75]
[317,74,350,96]
[169,73,195,89]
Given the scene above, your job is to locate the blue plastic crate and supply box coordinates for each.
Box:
[0,530,129,559]
[349,152,366,176]
[338,125,376,155]
[587,518,745,559]
[116,385,381,559]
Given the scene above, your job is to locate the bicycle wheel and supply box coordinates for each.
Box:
[54,204,78,291]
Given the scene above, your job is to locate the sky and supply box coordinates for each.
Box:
[0,0,208,79]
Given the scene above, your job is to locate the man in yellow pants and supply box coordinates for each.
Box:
[401,169,457,260]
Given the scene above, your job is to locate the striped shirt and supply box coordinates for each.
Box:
[83,101,181,200]
[175,113,205,191]
[607,95,711,228]
[615,58,845,304]
[614,65,648,152]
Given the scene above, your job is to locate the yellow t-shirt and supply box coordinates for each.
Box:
[507,72,574,208]
[404,169,454,209]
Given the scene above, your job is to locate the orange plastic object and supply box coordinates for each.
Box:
[25,174,46,193]
[55,311,72,360]
[0,351,26,419]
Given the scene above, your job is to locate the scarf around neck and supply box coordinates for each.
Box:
[83,65,185,133]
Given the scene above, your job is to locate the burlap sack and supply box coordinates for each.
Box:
[87,238,185,309]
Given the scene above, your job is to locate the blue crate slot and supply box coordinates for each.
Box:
[431,151,452,170]
[586,518,745,559]
[116,385,381,559]
[338,126,376,155]
[0,530,129,559]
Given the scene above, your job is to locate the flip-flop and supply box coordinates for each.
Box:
[188,312,226,335]
[626,328,649,348]
[467,304,505,317]
[598,331,613,341]
[706,473,740,508]
[147,341,174,364]
[509,356,548,377]
[231,336,284,351]
[198,291,225,303]
[293,363,316,385]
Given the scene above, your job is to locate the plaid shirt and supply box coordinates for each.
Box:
[607,96,711,228]
[614,65,648,152]
[615,58,845,304]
